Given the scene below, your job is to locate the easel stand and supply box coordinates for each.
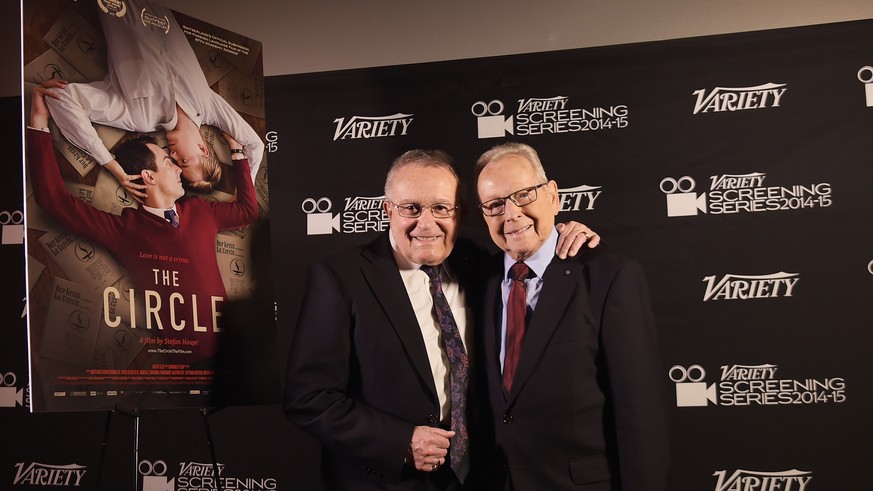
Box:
[94,405,225,491]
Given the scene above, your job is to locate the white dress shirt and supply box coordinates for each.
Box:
[45,0,264,183]
[499,227,559,371]
[390,233,470,421]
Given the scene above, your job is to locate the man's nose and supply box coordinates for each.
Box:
[503,199,523,218]
[416,208,438,225]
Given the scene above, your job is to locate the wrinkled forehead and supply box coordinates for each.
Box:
[391,165,460,201]
[478,155,540,194]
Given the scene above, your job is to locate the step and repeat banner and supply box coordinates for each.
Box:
[1,9,871,491]
[265,18,873,491]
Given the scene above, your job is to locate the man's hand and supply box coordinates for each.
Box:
[407,426,454,472]
[30,80,67,129]
[555,221,600,259]
[104,160,148,203]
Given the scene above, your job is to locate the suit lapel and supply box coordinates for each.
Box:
[360,235,439,401]
[505,257,586,406]
[482,264,505,399]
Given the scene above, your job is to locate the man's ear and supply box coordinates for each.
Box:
[141,170,155,185]
[547,180,560,213]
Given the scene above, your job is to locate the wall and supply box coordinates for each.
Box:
[6,0,873,97]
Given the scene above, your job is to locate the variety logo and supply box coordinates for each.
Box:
[471,96,628,139]
[702,272,799,301]
[140,459,277,491]
[13,462,86,486]
[0,371,25,408]
[713,469,812,491]
[858,66,873,107]
[557,185,603,212]
[302,196,388,235]
[1,210,24,245]
[660,173,832,217]
[332,113,414,141]
[669,363,846,407]
[692,82,787,114]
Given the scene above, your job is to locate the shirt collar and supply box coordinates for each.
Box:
[142,204,178,221]
[503,227,558,280]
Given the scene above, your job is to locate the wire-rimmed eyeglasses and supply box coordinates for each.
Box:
[478,183,548,217]
[388,202,460,219]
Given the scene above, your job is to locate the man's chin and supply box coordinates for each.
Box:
[503,239,537,260]
[410,247,447,265]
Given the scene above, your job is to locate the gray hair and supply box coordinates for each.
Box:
[384,149,463,202]
[474,142,548,188]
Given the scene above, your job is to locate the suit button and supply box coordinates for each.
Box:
[502,414,513,424]
[426,414,439,424]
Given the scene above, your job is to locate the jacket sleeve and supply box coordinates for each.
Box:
[599,258,671,491]
[44,81,129,166]
[27,128,125,246]
[211,156,259,230]
[283,260,415,481]
[202,92,265,184]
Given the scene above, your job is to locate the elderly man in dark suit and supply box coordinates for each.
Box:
[284,149,598,490]
[475,142,671,491]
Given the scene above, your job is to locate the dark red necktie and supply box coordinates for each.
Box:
[421,265,469,481]
[503,262,530,393]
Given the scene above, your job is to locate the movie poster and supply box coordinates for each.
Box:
[22,0,276,411]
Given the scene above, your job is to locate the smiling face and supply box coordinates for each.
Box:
[384,164,460,266]
[477,154,559,261]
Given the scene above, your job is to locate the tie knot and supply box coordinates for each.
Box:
[164,209,179,228]
[509,262,530,281]
[421,264,440,281]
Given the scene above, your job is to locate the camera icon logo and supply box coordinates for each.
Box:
[140,460,174,491]
[1,210,24,245]
[302,198,340,235]
[0,372,24,408]
[471,100,514,139]
[858,66,873,107]
[669,365,717,407]
[660,177,707,217]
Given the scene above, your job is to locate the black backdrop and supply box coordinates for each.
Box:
[3,17,873,491]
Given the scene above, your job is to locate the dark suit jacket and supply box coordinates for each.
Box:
[480,246,670,491]
[284,233,488,491]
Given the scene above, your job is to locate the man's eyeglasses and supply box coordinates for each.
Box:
[388,202,460,219]
[478,183,548,217]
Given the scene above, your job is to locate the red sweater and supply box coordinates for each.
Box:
[28,128,259,362]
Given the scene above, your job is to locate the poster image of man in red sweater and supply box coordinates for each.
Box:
[26,81,259,410]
